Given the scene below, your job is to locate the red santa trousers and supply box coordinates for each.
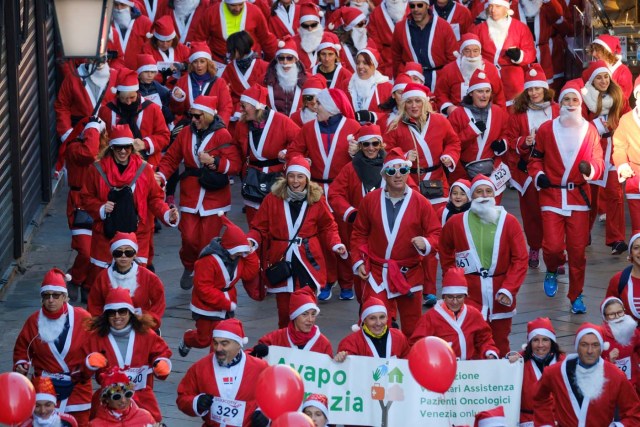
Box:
[362,286,422,337]
[588,172,626,245]
[184,317,223,349]
[322,218,353,290]
[422,200,445,296]
[178,212,224,271]
[489,318,512,357]
[69,230,91,286]
[71,410,89,427]
[519,186,543,251]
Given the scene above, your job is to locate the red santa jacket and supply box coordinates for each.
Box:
[337,328,410,358]
[155,0,211,44]
[13,305,93,413]
[439,209,528,320]
[157,123,241,216]
[191,251,259,317]
[534,355,640,427]
[82,329,172,422]
[339,73,393,115]
[607,271,640,323]
[519,353,564,424]
[612,60,633,100]
[221,58,269,108]
[527,118,604,213]
[328,162,382,226]
[384,114,461,205]
[89,400,156,427]
[110,16,154,70]
[170,74,234,125]
[135,0,167,22]
[268,3,301,39]
[176,352,269,427]
[257,327,333,357]
[368,3,407,78]
[441,1,474,41]
[87,264,166,328]
[140,41,191,87]
[409,301,499,360]
[351,187,441,297]
[311,63,353,90]
[19,413,78,427]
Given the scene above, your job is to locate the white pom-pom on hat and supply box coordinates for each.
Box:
[521,343,527,350]
[111,87,118,94]
[318,10,325,17]
[347,134,355,142]
[603,341,610,351]
[335,44,341,51]
[453,51,461,59]
[65,273,72,282]
[278,40,285,48]
[478,72,486,79]
[529,69,537,77]
[581,87,589,96]
[217,211,225,217]
[351,324,361,332]
[328,22,335,30]
[242,337,249,345]
[146,32,153,39]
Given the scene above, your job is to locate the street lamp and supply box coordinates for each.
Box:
[52,0,114,60]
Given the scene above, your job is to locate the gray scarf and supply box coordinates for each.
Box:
[528,101,551,111]
[287,187,308,202]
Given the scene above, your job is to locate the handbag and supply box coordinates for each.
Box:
[72,209,94,229]
[409,126,444,199]
[464,158,494,179]
[242,167,281,203]
[265,204,308,287]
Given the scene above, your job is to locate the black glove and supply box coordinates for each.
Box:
[355,110,377,124]
[251,410,270,427]
[579,160,591,176]
[250,343,269,358]
[347,210,358,223]
[196,394,214,414]
[537,174,551,189]
[490,139,506,153]
[505,47,522,62]
[474,120,486,133]
[517,158,528,173]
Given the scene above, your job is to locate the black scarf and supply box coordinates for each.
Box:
[236,53,256,75]
[352,150,385,193]
[444,200,471,222]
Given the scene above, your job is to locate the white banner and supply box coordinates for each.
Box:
[266,346,523,426]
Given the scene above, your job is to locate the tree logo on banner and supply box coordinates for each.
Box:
[370,362,405,427]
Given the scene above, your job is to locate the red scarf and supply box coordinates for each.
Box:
[287,322,317,347]
[42,303,68,320]
[97,155,150,221]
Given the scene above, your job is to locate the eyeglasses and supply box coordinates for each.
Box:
[384,166,410,176]
[361,140,381,148]
[605,309,625,320]
[188,112,204,120]
[106,308,131,317]
[355,20,368,27]
[443,295,465,301]
[109,390,135,401]
[41,292,64,301]
[300,22,319,30]
[112,145,133,152]
[409,2,426,8]
[303,95,316,103]
[277,55,295,62]
[112,249,136,258]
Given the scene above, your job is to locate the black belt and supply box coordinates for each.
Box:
[410,164,441,174]
[469,269,506,278]
[273,236,320,270]
[549,182,591,208]
[70,186,82,191]
[273,235,316,244]
[312,177,333,184]
[369,259,419,273]
[249,158,281,167]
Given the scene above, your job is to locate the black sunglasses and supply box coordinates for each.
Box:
[109,390,135,401]
[188,112,204,119]
[301,22,319,29]
[41,292,64,301]
[384,166,410,176]
[303,95,316,102]
[277,55,295,62]
[112,249,136,258]
[106,308,131,317]
[112,145,133,152]
[409,2,426,8]
[355,20,367,27]
[361,141,381,148]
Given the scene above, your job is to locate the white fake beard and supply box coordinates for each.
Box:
[89,63,111,88]
[575,361,606,401]
[352,27,368,52]
[559,106,584,128]
[486,16,509,50]
[521,0,543,17]
[300,108,317,123]
[174,0,200,18]
[110,262,139,296]
[351,1,371,17]
[34,413,61,427]
[113,8,132,30]
[38,311,68,343]
[608,314,638,346]
[470,197,500,224]
[582,83,613,115]
[276,63,299,93]
[385,0,407,23]
[460,56,483,82]
[299,27,324,53]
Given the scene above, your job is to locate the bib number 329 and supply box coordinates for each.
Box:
[210,397,246,426]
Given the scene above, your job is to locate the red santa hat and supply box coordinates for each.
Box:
[299,2,322,24]
[581,60,611,87]
[600,296,624,320]
[381,147,411,171]
[115,0,135,6]
[219,215,251,255]
[352,297,387,331]
[147,15,176,41]
[523,63,549,90]
[240,84,268,110]
[136,54,158,74]
[357,48,381,70]
[450,178,471,199]
[527,317,556,343]
[316,32,341,54]
[441,267,468,295]
[328,7,366,31]
[213,318,249,346]
[289,286,320,320]
[41,268,70,294]
[189,41,212,63]
[629,229,640,253]
[559,80,583,105]
[109,124,135,146]
[286,156,311,180]
[458,33,482,53]
[301,393,330,422]
[592,34,622,57]
[474,406,507,427]
[355,124,383,143]
[98,366,134,398]
[110,231,139,253]
[470,173,495,194]
[302,75,327,96]
[35,376,57,404]
[401,83,431,102]
[103,287,136,314]
[111,68,139,94]
[574,322,610,352]
[191,95,218,117]
[316,88,355,119]
[467,69,492,94]
[276,35,299,59]
[402,62,425,83]
[392,73,413,94]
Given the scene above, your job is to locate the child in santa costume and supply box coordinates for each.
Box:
[19,376,79,427]
[301,393,331,427]
[473,406,506,427]
[436,178,471,226]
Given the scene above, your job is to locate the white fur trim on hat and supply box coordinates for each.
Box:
[381,158,411,171]
[276,49,299,59]
[300,14,321,23]
[600,296,624,319]
[401,89,428,101]
[137,64,158,74]
[40,285,68,294]
[559,88,582,104]
[301,400,329,421]
[286,165,311,180]
[239,94,265,110]
[316,90,340,116]
[357,134,382,143]
[227,244,251,256]
[103,302,136,313]
[592,38,613,53]
[478,416,508,427]
[357,49,378,69]
[154,30,176,42]
[575,327,607,352]
[405,70,424,81]
[524,79,549,90]
[459,39,481,52]
[487,0,510,8]
[392,82,408,93]
[527,327,556,343]
[317,42,340,52]
[224,0,246,4]
[290,302,320,320]
[451,182,471,199]
[109,137,135,146]
[441,286,468,295]
[586,66,611,85]
[470,178,494,193]
[110,238,139,253]
[345,13,367,31]
[35,393,57,404]
[189,51,212,63]
[191,102,217,117]
[115,0,135,6]
[115,84,139,93]
[302,87,321,96]
[360,304,387,323]
[212,330,249,346]
[629,232,640,254]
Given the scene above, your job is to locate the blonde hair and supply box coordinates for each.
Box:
[188,58,217,76]
[387,97,433,132]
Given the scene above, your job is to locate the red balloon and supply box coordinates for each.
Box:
[408,337,457,393]
[0,372,36,424]
[272,411,315,427]
[255,365,305,420]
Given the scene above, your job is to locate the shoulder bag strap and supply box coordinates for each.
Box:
[129,161,148,187]
[93,161,113,189]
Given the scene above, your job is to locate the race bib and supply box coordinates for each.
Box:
[144,93,162,107]
[615,356,632,379]
[491,162,511,190]
[455,250,480,274]
[124,366,149,390]
[451,23,461,41]
[210,397,246,426]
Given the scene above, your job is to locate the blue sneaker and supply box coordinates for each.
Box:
[571,294,587,314]
[318,284,333,301]
[423,293,438,308]
[543,272,558,297]
[339,288,354,300]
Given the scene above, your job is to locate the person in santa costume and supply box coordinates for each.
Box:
[83,288,172,423]
[473,406,507,427]
[13,269,93,426]
[170,42,233,125]
[376,73,411,134]
[192,0,278,70]
[176,318,270,427]
[528,81,604,313]
[268,0,301,39]
[350,148,441,336]
[435,33,506,116]
[290,75,327,127]
[310,32,353,90]
[439,175,528,355]
[599,296,640,394]
[448,69,510,197]
[301,393,330,427]
[140,15,190,88]
[471,0,536,106]
[135,54,175,126]
[580,61,629,255]
[285,88,359,302]
[19,376,79,427]
[156,0,211,45]
[400,62,426,84]
[250,286,333,357]
[110,1,153,71]
[293,2,325,71]
[437,178,472,226]
[606,232,640,324]
[334,297,410,360]
[432,0,473,41]
[534,323,640,426]
[327,7,379,76]
[263,36,307,117]
[89,367,156,427]
[367,0,408,78]
[390,0,457,90]
[178,215,258,355]
[247,156,347,327]
[156,95,240,290]
[87,232,166,329]
[504,63,559,270]
[409,267,500,360]
[134,0,166,23]
[339,47,392,117]
[591,34,633,100]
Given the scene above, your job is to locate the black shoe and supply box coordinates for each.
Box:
[611,241,628,255]
[180,269,194,290]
